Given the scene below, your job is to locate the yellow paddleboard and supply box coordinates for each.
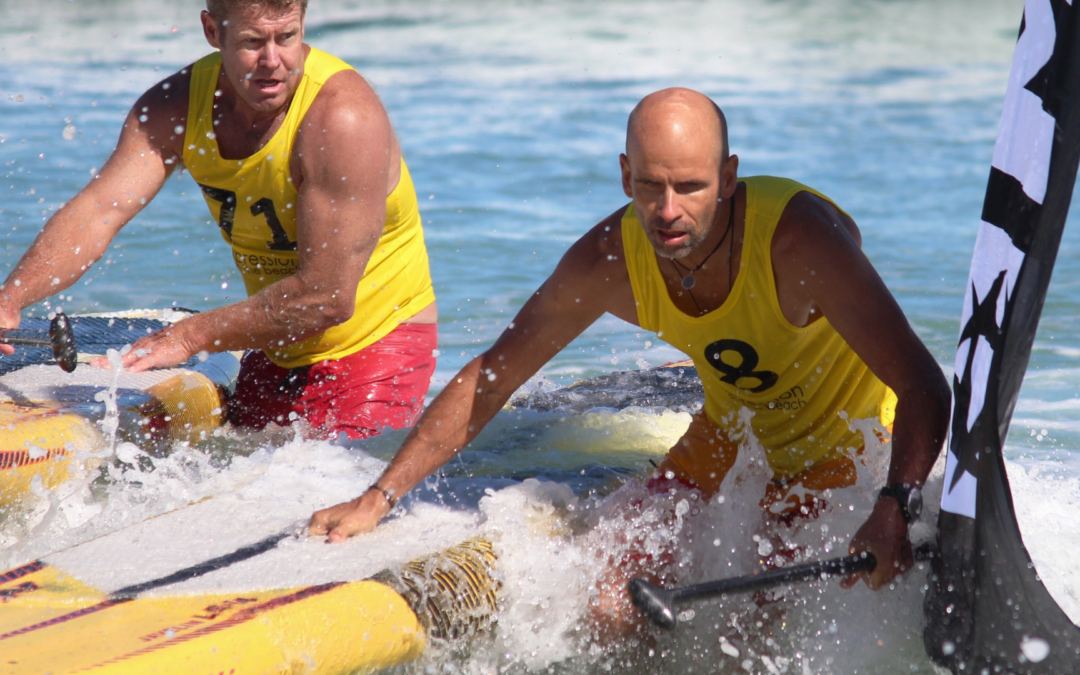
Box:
[0,539,499,675]
[0,401,102,508]
[0,467,499,675]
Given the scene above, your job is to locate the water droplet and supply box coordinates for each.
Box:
[719,639,739,658]
[1020,636,1050,663]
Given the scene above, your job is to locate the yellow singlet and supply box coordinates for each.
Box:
[623,176,895,479]
[182,48,436,369]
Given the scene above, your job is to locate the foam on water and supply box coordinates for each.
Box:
[1,372,1079,672]
[377,408,942,674]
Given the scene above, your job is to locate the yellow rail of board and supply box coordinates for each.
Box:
[0,561,424,675]
[0,539,500,674]
[0,361,231,510]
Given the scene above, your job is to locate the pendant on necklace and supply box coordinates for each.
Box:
[681,275,696,290]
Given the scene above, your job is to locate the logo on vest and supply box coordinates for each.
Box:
[767,385,805,411]
[704,339,778,393]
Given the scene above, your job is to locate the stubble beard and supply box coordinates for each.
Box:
[646,217,709,261]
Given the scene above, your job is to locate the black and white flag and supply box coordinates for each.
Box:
[924,0,1080,672]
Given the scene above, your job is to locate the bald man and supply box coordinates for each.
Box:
[311,89,949,600]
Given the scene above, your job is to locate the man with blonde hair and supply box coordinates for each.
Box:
[0,0,438,440]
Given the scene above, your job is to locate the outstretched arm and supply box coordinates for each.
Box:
[309,211,635,541]
[0,79,183,348]
[109,70,396,372]
[772,192,950,590]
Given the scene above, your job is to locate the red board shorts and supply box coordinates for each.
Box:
[228,323,437,441]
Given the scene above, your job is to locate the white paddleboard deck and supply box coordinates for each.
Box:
[44,490,481,597]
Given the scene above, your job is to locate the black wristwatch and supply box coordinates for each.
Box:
[878,484,922,524]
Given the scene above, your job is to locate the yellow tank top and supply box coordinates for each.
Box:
[623,176,895,477]
[182,48,436,368]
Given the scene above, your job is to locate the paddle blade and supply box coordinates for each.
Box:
[49,313,77,373]
[628,578,677,630]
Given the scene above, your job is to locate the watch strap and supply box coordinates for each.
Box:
[878,484,914,524]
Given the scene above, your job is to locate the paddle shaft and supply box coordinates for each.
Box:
[672,553,874,605]
[0,333,51,347]
[630,544,939,629]
[629,553,876,630]
[0,312,78,372]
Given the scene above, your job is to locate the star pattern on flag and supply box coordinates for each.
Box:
[949,270,1007,492]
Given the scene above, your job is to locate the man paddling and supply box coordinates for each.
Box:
[311,89,950,596]
[0,0,437,440]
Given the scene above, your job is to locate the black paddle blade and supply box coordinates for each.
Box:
[49,312,77,373]
[628,578,678,630]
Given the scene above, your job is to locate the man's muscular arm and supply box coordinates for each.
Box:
[0,77,185,350]
[115,70,395,371]
[771,192,950,590]
[309,211,635,541]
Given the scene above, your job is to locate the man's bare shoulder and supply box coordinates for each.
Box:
[298,69,391,140]
[772,190,862,261]
[130,66,194,158]
[552,205,637,323]
[567,205,630,270]
[770,188,875,325]
[293,67,396,188]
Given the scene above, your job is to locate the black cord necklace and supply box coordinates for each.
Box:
[671,195,736,291]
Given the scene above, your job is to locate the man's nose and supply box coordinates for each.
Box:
[658,186,681,223]
[259,42,281,70]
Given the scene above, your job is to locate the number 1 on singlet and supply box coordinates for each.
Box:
[198,185,297,251]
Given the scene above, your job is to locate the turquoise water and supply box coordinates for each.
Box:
[3,1,1080,673]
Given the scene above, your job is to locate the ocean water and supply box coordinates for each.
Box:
[2,0,1080,673]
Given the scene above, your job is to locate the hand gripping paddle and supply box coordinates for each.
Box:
[0,311,78,372]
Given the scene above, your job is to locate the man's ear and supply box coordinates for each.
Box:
[201,10,222,49]
[619,153,633,199]
[720,154,740,200]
